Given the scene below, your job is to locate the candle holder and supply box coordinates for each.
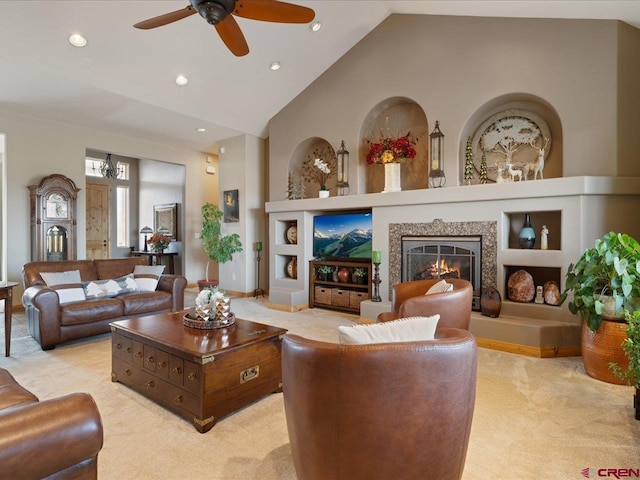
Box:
[371,262,382,302]
[253,242,265,298]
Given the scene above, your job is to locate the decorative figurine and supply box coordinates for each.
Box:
[541,225,549,250]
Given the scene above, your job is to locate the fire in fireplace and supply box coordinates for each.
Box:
[402,235,482,309]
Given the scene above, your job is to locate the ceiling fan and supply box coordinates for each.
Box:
[134,0,315,57]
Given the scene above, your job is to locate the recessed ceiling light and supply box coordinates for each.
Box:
[175,75,189,86]
[270,61,281,71]
[196,127,206,132]
[310,21,322,32]
[68,33,87,47]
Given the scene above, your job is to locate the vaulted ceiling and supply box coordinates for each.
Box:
[1,1,638,152]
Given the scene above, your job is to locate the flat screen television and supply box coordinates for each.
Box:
[313,211,373,260]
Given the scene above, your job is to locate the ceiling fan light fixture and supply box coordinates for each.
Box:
[68,33,87,47]
[270,61,281,71]
[310,21,322,32]
[196,0,234,25]
[175,75,189,86]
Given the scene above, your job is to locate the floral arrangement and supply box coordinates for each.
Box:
[147,232,172,252]
[366,132,418,165]
[303,146,337,190]
[196,286,225,308]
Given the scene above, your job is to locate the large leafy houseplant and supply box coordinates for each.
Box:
[610,309,640,387]
[200,203,243,282]
[561,232,640,332]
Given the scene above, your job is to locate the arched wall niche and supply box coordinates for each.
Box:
[359,97,429,194]
[289,137,337,198]
[459,93,563,184]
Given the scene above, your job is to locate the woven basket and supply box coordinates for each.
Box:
[581,320,629,385]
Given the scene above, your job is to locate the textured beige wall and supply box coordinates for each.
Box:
[617,21,640,176]
[268,14,633,201]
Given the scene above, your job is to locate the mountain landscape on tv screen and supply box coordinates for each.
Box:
[314,228,373,258]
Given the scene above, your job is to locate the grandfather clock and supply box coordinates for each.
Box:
[28,174,80,261]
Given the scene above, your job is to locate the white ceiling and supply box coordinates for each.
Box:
[1,0,639,153]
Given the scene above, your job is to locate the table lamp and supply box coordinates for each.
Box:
[140,226,153,252]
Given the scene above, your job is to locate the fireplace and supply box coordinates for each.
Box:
[402,236,482,309]
[388,219,497,311]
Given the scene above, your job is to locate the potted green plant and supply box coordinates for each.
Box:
[560,231,640,384]
[610,309,640,420]
[198,203,243,291]
[353,267,367,285]
[317,265,333,282]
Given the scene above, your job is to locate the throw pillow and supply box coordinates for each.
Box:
[40,270,86,305]
[425,279,454,294]
[82,274,139,300]
[133,265,165,292]
[338,315,440,345]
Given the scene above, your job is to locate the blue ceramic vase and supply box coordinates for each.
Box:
[519,213,536,249]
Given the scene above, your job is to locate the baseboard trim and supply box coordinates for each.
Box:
[267,302,308,313]
[476,337,581,358]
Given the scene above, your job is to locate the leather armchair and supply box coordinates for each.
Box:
[0,368,103,479]
[282,328,477,480]
[377,278,473,329]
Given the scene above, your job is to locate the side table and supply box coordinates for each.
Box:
[2,281,20,357]
[131,251,177,274]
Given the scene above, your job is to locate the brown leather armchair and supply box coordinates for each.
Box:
[377,278,473,329]
[282,328,478,480]
[0,368,104,479]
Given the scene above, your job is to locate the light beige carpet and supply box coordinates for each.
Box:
[1,296,639,480]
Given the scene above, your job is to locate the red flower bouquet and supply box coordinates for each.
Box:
[366,134,417,165]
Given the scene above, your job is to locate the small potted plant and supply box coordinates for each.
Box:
[610,309,640,420]
[198,203,243,290]
[317,265,333,282]
[353,267,367,285]
[560,231,640,384]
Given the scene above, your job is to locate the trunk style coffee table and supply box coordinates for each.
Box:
[111,311,287,433]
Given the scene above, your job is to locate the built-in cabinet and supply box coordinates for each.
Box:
[309,260,372,314]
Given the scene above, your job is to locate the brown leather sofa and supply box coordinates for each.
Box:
[377,278,473,329]
[22,257,187,350]
[0,367,103,479]
[282,328,478,480]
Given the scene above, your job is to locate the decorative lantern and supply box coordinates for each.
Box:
[336,140,350,196]
[429,120,446,188]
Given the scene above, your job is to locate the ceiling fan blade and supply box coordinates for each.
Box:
[134,6,196,30]
[215,15,250,57]
[233,0,315,24]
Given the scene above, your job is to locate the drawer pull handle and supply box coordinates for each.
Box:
[135,351,142,358]
[146,356,155,364]
[125,347,132,354]
[146,381,155,389]
[115,343,122,350]
[172,367,183,375]
[187,372,197,381]
[157,361,167,368]
[174,395,183,405]
[124,369,131,376]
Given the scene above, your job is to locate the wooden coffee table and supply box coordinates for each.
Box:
[110,311,287,433]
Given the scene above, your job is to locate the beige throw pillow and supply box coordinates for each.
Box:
[40,270,86,305]
[425,279,453,294]
[133,265,165,292]
[338,315,440,345]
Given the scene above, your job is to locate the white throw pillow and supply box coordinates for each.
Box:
[338,315,440,345]
[133,265,165,292]
[425,279,454,294]
[40,270,86,305]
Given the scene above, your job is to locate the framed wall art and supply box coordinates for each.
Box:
[223,189,239,223]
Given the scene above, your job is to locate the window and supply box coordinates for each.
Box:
[116,186,129,248]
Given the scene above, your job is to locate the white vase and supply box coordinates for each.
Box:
[319,190,330,198]
[383,162,402,193]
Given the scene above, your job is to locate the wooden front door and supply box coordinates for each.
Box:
[86,182,110,260]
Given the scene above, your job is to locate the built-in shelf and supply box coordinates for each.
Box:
[309,260,372,314]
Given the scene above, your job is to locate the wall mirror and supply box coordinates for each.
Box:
[153,203,178,239]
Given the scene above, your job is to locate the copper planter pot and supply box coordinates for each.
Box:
[581,320,629,385]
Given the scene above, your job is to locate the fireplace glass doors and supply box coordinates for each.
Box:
[402,236,481,309]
